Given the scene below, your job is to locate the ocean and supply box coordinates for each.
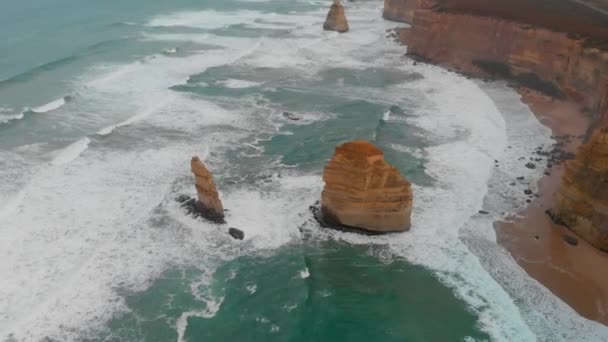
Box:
[0,0,606,341]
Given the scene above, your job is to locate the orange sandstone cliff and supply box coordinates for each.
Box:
[384,0,608,249]
[554,128,608,250]
[320,140,413,233]
[383,0,436,23]
[191,156,225,223]
[389,0,608,126]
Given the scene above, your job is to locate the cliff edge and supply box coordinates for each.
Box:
[389,0,608,126]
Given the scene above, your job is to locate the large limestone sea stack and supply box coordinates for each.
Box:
[553,128,608,250]
[323,0,349,33]
[191,156,225,223]
[319,140,413,233]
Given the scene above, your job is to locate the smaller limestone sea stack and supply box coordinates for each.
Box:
[553,128,608,251]
[319,140,413,233]
[191,156,225,224]
[323,0,349,33]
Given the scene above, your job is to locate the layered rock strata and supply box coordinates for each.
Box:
[389,0,608,127]
[383,0,436,23]
[320,140,413,233]
[191,156,225,223]
[554,128,608,250]
[323,0,349,33]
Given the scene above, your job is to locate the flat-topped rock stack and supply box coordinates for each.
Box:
[319,140,413,233]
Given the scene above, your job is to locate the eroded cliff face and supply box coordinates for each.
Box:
[383,0,435,23]
[321,140,413,233]
[402,10,608,120]
[554,128,608,250]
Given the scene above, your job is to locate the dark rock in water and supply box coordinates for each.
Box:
[176,194,191,204]
[563,235,579,246]
[282,111,300,121]
[310,205,392,236]
[177,195,226,224]
[516,176,525,180]
[478,210,490,215]
[524,189,533,195]
[525,162,536,169]
[526,199,532,203]
[229,227,244,240]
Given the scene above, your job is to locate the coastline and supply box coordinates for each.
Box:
[495,89,608,324]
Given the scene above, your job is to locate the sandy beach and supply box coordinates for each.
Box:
[495,89,608,324]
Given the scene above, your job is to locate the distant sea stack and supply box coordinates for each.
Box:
[191,156,225,224]
[323,0,349,33]
[553,128,608,251]
[319,140,413,233]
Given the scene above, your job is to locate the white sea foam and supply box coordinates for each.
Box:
[96,94,177,136]
[0,189,25,221]
[176,307,223,342]
[0,112,24,124]
[299,268,310,279]
[382,110,390,121]
[246,283,258,294]
[31,97,66,114]
[162,47,178,55]
[3,1,608,341]
[0,136,241,342]
[50,137,91,165]
[217,79,263,89]
[147,9,323,31]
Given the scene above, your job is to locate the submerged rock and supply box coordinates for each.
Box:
[554,128,608,251]
[191,156,225,224]
[319,140,413,233]
[323,0,349,33]
[282,111,300,121]
[229,227,244,240]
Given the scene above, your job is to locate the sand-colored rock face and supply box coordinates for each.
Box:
[396,6,608,125]
[191,156,225,223]
[321,140,413,233]
[383,0,436,22]
[555,128,608,251]
[323,0,349,33]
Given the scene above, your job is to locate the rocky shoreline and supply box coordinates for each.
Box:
[494,90,608,324]
[382,0,608,324]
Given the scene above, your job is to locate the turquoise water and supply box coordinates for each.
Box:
[2,0,602,341]
[99,241,486,342]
